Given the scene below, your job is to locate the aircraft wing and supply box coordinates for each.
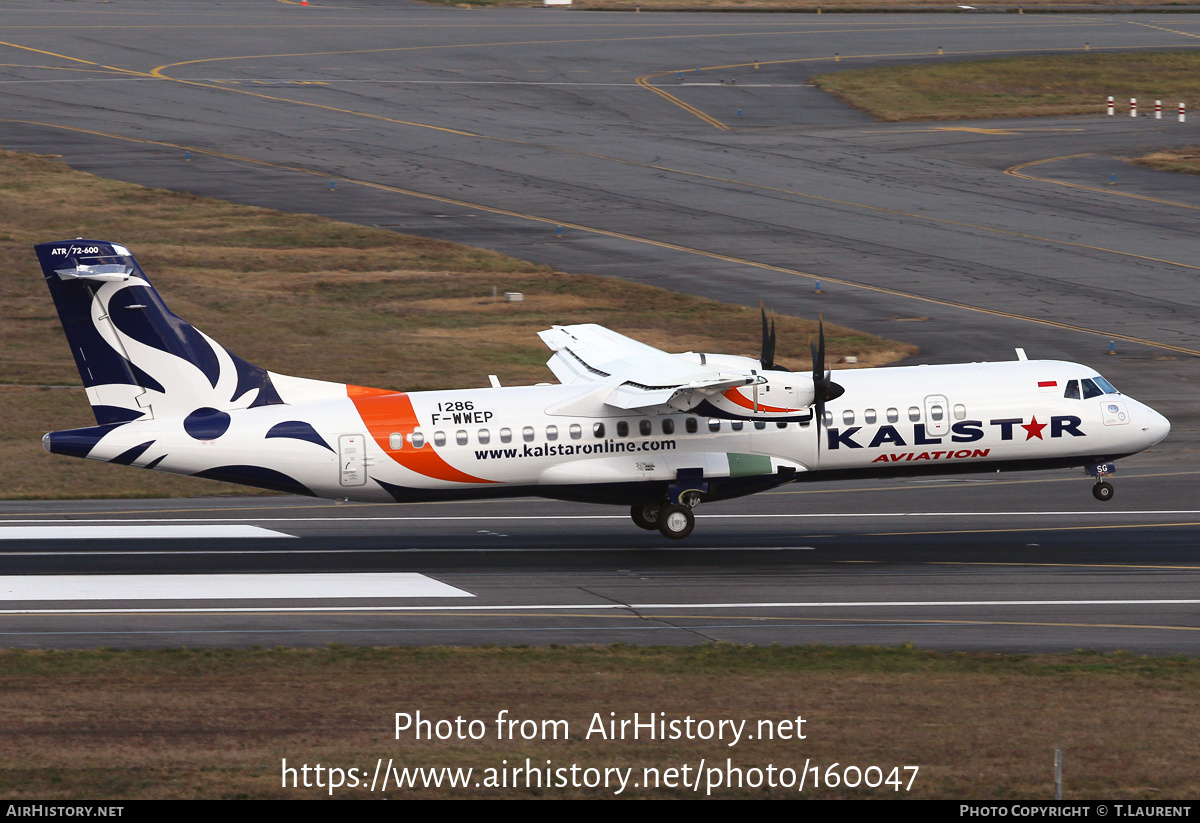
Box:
[538,324,752,411]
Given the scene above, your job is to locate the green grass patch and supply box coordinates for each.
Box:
[0,149,914,499]
[2,644,1199,798]
[813,51,1200,122]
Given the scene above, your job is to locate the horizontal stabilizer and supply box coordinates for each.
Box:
[54,263,135,282]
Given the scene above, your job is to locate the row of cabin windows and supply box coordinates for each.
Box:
[829,404,967,427]
[387,416,808,450]
[387,404,979,450]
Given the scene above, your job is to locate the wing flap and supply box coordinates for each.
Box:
[539,324,753,412]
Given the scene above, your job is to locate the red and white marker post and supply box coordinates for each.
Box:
[1130,98,1138,117]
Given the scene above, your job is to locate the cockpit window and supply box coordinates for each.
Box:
[1093,375,1119,395]
[1081,378,1104,399]
[1064,379,1080,400]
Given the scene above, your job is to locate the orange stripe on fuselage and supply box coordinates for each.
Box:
[721,387,800,414]
[348,385,495,485]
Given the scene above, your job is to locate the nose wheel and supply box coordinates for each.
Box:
[1092,481,1114,502]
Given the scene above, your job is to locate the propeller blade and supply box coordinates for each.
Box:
[811,315,826,393]
[810,315,845,462]
[811,318,824,460]
[760,303,776,370]
[810,316,845,403]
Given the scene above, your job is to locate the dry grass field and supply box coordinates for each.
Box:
[813,52,1200,122]
[0,149,912,499]
[2,645,1198,799]
[1133,147,1200,175]
[425,0,1200,9]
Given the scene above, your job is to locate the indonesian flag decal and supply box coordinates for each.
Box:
[1038,380,1058,393]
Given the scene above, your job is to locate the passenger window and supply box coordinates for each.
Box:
[617,421,629,437]
[478,429,490,444]
[639,420,652,437]
[569,424,582,440]
[388,433,404,450]
[522,426,535,442]
[843,410,855,425]
[709,419,721,432]
[953,404,966,420]
[823,411,833,427]
[731,421,744,431]
[776,421,788,429]
[546,425,558,441]
[930,405,944,422]
[1064,380,1080,400]
[593,422,605,438]
[1082,378,1103,399]
[887,408,899,423]
[500,427,512,443]
[662,419,675,435]
[685,418,698,434]
[754,421,766,430]
[864,409,877,424]
[410,431,426,449]
[456,430,468,446]
[908,407,921,422]
[434,431,446,447]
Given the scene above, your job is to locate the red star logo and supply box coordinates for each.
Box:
[1022,416,1047,440]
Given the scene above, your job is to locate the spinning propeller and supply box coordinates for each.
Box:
[810,314,845,457]
[759,305,845,455]
[759,303,779,371]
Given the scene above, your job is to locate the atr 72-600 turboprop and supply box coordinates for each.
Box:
[37,240,1170,540]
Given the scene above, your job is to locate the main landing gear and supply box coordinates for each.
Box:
[630,489,702,540]
[631,470,707,540]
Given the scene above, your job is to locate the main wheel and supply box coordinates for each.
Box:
[1093,481,1114,502]
[630,503,660,530]
[657,504,695,540]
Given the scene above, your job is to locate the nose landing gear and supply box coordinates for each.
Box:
[1087,462,1116,502]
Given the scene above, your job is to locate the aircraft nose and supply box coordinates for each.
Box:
[1142,405,1171,447]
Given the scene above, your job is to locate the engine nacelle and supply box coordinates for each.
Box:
[669,369,818,421]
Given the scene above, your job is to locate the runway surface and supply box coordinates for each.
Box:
[2,0,1199,650]
[3,450,1199,650]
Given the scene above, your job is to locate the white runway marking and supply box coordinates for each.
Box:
[0,573,473,601]
[0,525,295,539]
[0,598,1195,615]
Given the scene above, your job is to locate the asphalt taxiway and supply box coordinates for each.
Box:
[2,1,1200,649]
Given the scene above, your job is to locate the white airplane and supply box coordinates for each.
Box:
[36,240,1170,540]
